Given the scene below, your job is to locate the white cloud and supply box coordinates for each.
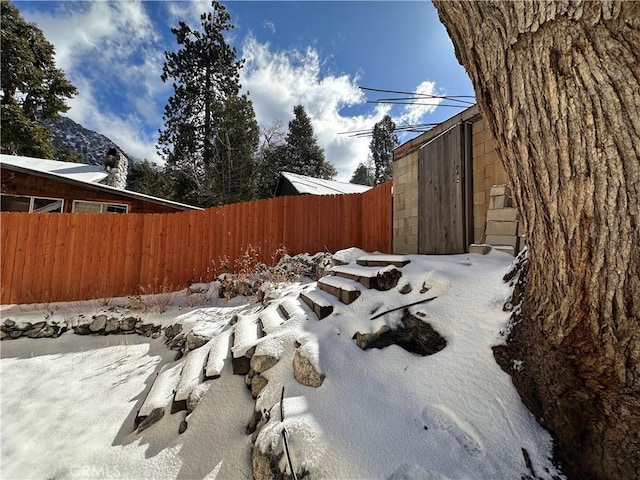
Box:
[397,80,444,126]
[240,36,390,181]
[21,1,165,163]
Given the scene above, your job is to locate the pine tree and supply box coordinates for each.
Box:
[254,121,287,199]
[157,1,258,207]
[127,160,172,201]
[350,162,374,186]
[1,1,77,157]
[282,105,337,179]
[369,115,398,185]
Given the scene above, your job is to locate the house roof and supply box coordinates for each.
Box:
[393,104,482,161]
[276,171,372,196]
[0,154,200,211]
[0,154,109,183]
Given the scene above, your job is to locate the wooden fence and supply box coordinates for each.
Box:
[0,182,392,304]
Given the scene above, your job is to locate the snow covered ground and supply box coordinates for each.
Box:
[1,249,563,480]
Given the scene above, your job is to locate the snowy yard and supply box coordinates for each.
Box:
[1,249,563,480]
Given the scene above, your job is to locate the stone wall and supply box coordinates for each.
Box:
[392,151,419,254]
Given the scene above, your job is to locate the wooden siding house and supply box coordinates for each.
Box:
[393,104,523,255]
[0,154,198,214]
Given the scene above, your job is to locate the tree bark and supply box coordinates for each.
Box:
[432,2,640,479]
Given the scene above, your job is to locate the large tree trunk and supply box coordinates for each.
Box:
[432,2,640,479]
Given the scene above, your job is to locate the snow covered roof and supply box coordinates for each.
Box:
[0,154,109,183]
[0,153,200,211]
[276,171,372,196]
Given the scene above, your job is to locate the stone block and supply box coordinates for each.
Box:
[487,207,520,222]
[485,234,518,248]
[494,245,516,256]
[486,220,519,236]
[490,184,511,197]
[468,244,492,255]
[489,195,512,210]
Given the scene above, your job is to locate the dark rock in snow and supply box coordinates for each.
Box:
[375,268,402,291]
[399,283,413,294]
[353,309,447,356]
[137,408,164,433]
[105,317,120,333]
[179,420,188,434]
[89,315,107,332]
[119,317,137,331]
[3,319,15,327]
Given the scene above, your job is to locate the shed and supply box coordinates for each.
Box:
[393,105,523,255]
[274,171,372,197]
[0,154,199,214]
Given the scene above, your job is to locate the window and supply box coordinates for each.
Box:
[0,195,64,213]
[72,200,128,214]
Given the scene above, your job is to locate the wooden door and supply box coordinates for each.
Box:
[418,123,472,254]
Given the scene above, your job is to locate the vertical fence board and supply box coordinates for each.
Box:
[20,214,43,304]
[77,214,96,300]
[1,214,20,304]
[49,214,69,303]
[31,215,53,302]
[8,214,31,304]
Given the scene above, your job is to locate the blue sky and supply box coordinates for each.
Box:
[15,1,474,180]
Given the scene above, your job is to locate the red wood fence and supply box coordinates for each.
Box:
[1,182,392,304]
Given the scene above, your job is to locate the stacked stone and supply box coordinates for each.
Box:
[0,319,66,340]
[73,315,160,338]
[484,185,524,256]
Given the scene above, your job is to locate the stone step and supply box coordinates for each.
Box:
[299,288,335,320]
[317,275,361,304]
[231,315,261,375]
[278,297,306,320]
[258,306,286,335]
[356,254,411,268]
[205,329,232,378]
[330,264,402,291]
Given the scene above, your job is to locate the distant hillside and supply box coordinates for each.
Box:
[44,116,136,166]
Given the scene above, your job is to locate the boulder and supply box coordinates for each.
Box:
[105,317,119,333]
[251,375,269,399]
[250,354,279,374]
[293,349,325,388]
[3,319,15,327]
[185,332,209,351]
[376,268,402,291]
[137,407,164,433]
[119,317,137,331]
[89,315,107,332]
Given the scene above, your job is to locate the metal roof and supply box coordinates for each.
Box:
[278,171,372,196]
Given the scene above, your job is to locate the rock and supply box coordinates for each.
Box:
[399,283,412,294]
[185,332,209,352]
[9,330,23,339]
[250,354,279,374]
[3,319,15,327]
[293,349,325,388]
[187,383,211,413]
[376,268,402,291]
[353,310,447,356]
[164,323,183,340]
[119,317,137,331]
[74,324,91,335]
[0,330,7,340]
[251,375,268,398]
[32,321,46,329]
[179,420,188,434]
[252,445,283,480]
[39,325,55,337]
[137,407,164,433]
[16,322,33,331]
[89,315,107,332]
[105,317,119,333]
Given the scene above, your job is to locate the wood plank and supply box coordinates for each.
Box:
[77,214,96,300]
[61,214,80,302]
[50,214,70,303]
[0,214,20,304]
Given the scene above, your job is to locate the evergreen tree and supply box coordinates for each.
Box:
[157,1,258,207]
[254,121,286,199]
[1,1,77,157]
[350,162,374,186]
[282,105,337,179]
[127,160,172,200]
[369,115,399,185]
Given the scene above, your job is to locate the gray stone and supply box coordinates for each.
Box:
[179,420,188,434]
[293,350,325,388]
[399,283,412,294]
[119,317,137,331]
[250,354,279,374]
[137,407,164,433]
[469,244,492,255]
[9,330,23,339]
[0,330,8,340]
[74,324,91,335]
[32,321,46,329]
[185,332,209,351]
[105,317,119,333]
[252,447,283,480]
[89,315,107,332]
[164,323,183,340]
[251,375,268,398]
[17,322,33,331]
[3,319,15,327]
